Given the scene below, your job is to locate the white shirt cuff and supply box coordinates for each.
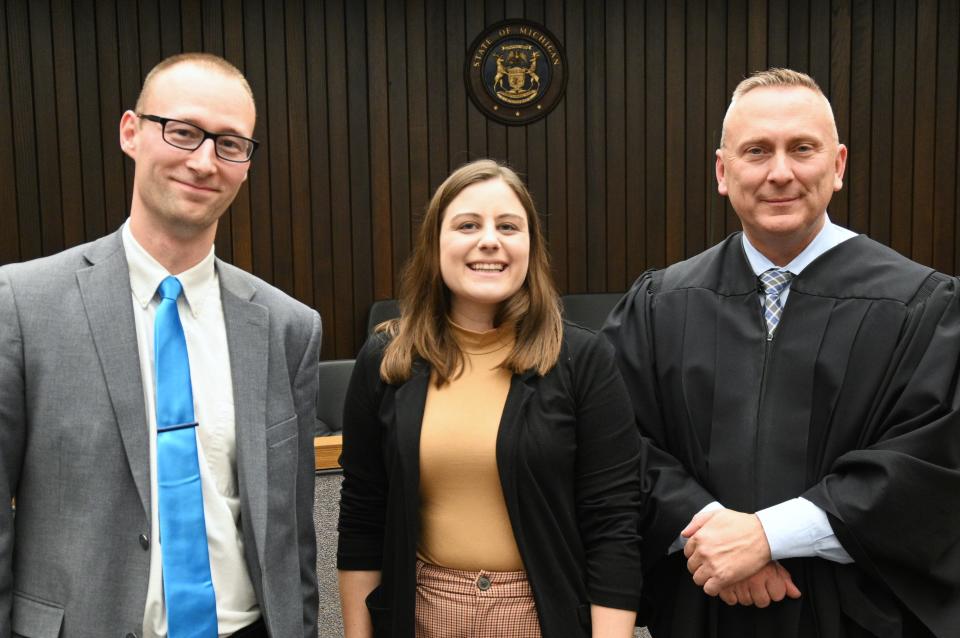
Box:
[755,497,854,564]
[668,501,724,554]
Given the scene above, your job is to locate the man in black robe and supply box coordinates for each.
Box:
[603,68,960,637]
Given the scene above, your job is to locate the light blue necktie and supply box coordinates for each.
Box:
[759,268,795,340]
[155,276,218,637]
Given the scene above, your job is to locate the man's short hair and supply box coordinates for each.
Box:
[134,52,255,116]
[720,67,836,147]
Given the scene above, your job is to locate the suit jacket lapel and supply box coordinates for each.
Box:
[218,261,270,563]
[76,231,151,518]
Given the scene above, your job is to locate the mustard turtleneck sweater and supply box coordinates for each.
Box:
[417,322,524,571]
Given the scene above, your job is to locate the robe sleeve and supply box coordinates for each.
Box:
[803,274,960,637]
[601,271,716,563]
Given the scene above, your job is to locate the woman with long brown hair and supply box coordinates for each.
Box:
[337,159,643,638]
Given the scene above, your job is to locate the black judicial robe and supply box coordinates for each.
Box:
[602,233,960,638]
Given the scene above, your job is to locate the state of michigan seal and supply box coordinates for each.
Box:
[465,20,567,125]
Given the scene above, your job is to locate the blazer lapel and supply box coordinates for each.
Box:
[393,364,430,536]
[218,262,270,562]
[76,231,151,518]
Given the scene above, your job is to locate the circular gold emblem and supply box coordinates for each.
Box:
[465,20,567,126]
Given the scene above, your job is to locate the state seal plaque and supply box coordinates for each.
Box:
[465,20,567,125]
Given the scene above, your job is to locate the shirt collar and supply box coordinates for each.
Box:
[121,220,218,317]
[741,214,857,276]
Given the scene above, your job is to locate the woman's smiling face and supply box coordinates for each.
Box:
[438,177,530,331]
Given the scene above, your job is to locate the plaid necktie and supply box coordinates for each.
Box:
[759,268,795,340]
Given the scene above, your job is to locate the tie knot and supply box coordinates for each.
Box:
[759,268,794,295]
[158,276,183,301]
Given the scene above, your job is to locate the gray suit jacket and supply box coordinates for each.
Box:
[0,230,321,638]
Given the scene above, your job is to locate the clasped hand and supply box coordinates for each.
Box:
[681,508,801,606]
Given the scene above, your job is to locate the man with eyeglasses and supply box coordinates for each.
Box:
[0,53,320,638]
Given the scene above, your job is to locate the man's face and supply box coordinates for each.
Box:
[120,62,256,239]
[716,86,847,254]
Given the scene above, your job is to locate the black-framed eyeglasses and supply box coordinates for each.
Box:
[137,113,259,162]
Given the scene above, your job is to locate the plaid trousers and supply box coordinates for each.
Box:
[415,559,542,638]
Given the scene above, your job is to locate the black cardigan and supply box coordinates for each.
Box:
[337,322,644,638]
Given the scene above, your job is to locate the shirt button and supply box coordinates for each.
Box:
[476,575,491,591]
[138,534,149,550]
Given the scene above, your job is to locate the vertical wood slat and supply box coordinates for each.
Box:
[3,0,959,361]
[324,0,354,358]
[304,0,335,359]
[8,0,41,261]
[933,0,959,274]
[345,0,373,349]
[0,0,20,264]
[29,0,64,256]
[583,0,605,291]
[563,0,586,292]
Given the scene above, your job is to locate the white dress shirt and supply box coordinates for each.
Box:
[122,223,260,637]
[671,215,855,564]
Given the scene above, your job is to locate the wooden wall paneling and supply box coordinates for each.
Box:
[223,0,253,273]
[116,1,142,224]
[28,0,64,256]
[685,0,707,259]
[933,0,959,274]
[345,0,373,350]
[406,0,430,254]
[504,2,526,177]
[664,0,685,266]
[809,0,830,93]
[847,0,871,234]
[465,0,488,163]
[523,0,548,259]
[181,0,204,51]
[868,0,893,245]
[242,0,274,282]
[324,0,355,358]
[603,0,626,291]
[724,0,747,236]
[263,2,294,294]
[159,0,182,56]
[425,0,449,189]
[484,0,508,164]
[748,0,768,71]
[828,0,851,226]
[644,0,666,268]
[137,0,162,75]
[0,0,20,264]
[386,0,412,292]
[787,0,810,71]
[584,0,606,291]
[703,0,725,247]
[563,0,586,291]
[95,0,127,233]
[201,0,225,54]
[368,0,394,302]
[286,0,316,306]
[623,0,645,281]
[889,0,915,257]
[767,0,788,69]
[910,0,937,267]
[304,0,336,360]
[446,0,468,170]
[544,0,568,291]
[73,0,107,243]
[8,0,41,261]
